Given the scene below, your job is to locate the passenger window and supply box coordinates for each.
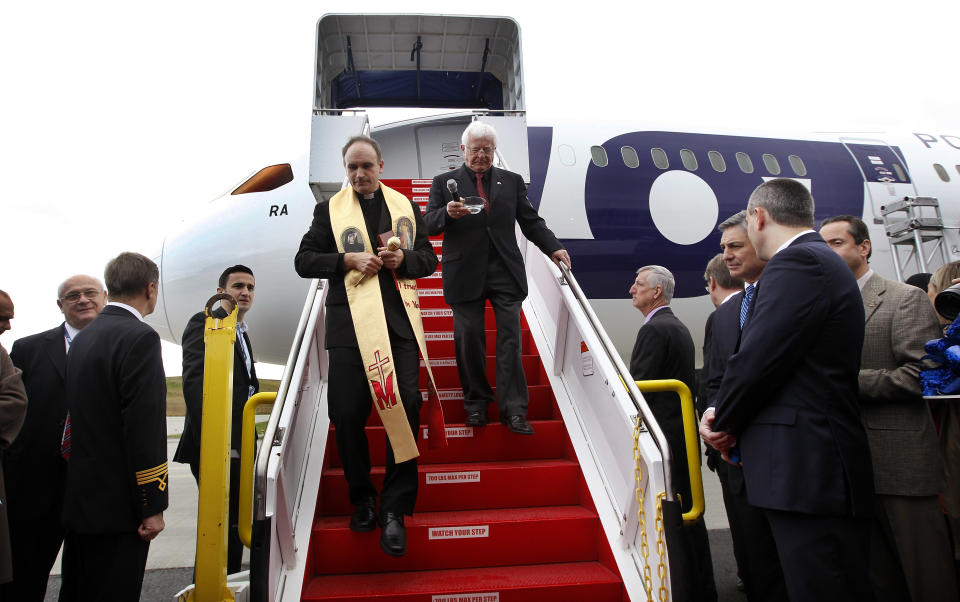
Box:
[788,155,807,177]
[621,146,640,168]
[762,154,781,175]
[590,145,609,167]
[680,149,698,171]
[231,164,294,195]
[558,144,576,166]
[892,163,907,182]
[651,148,669,170]
[736,152,754,174]
[708,150,726,172]
[956,165,960,177]
[934,163,951,182]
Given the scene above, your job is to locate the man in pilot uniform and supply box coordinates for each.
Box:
[59,253,168,600]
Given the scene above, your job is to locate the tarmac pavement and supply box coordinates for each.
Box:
[40,418,742,601]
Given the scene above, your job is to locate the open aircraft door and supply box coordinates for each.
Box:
[840,137,918,221]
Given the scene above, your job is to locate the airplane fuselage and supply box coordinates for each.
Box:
[149,120,960,365]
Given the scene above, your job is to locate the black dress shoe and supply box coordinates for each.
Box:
[349,498,377,532]
[379,512,407,556]
[464,411,488,426]
[500,415,535,435]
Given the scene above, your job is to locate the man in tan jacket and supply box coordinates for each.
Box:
[821,215,957,602]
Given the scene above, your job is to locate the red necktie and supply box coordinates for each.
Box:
[61,415,71,460]
[476,172,490,212]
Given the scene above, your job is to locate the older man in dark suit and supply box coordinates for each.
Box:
[424,121,570,435]
[173,264,259,575]
[821,215,957,601]
[629,265,717,601]
[59,253,168,601]
[705,179,874,601]
[2,275,105,600]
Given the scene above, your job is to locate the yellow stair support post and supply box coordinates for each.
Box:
[634,379,705,524]
[189,295,240,602]
[238,392,276,548]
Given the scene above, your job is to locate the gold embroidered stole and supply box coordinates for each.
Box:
[328,183,445,462]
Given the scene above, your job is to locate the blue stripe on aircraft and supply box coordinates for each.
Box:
[532,131,871,299]
[526,126,553,211]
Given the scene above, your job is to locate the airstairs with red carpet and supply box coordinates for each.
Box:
[243,14,679,602]
[246,176,677,602]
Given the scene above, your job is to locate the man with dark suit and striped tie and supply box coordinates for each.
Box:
[2,275,106,601]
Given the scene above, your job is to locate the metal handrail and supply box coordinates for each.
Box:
[556,263,675,502]
[240,392,278,547]
[253,279,323,520]
[634,379,703,522]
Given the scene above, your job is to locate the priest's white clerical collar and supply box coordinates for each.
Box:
[361,191,376,200]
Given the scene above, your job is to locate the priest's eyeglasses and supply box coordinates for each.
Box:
[61,289,102,303]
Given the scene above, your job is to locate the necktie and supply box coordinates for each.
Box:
[476,172,490,211]
[740,284,755,329]
[61,331,73,460]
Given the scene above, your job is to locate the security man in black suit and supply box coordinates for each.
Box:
[703,179,874,601]
[424,121,570,435]
[700,215,787,601]
[2,275,106,601]
[295,135,438,556]
[629,264,717,601]
[60,252,168,601]
[173,264,259,574]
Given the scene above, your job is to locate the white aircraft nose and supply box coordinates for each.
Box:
[143,240,174,343]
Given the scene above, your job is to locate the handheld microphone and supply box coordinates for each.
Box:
[446,179,461,202]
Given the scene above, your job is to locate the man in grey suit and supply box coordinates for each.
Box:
[821,215,958,601]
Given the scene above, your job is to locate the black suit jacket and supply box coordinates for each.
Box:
[703,292,747,487]
[294,187,438,348]
[173,311,259,465]
[6,325,69,520]
[62,305,168,533]
[712,232,874,517]
[423,165,563,304]
[630,306,698,513]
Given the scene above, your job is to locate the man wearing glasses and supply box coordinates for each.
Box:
[425,122,570,435]
[2,275,105,600]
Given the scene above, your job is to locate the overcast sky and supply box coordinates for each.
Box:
[3,0,957,377]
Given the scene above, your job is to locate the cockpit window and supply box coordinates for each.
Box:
[651,148,669,170]
[590,145,609,167]
[621,146,640,168]
[680,149,698,171]
[231,164,294,195]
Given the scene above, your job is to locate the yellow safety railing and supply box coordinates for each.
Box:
[191,295,240,602]
[239,392,276,547]
[634,379,705,524]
